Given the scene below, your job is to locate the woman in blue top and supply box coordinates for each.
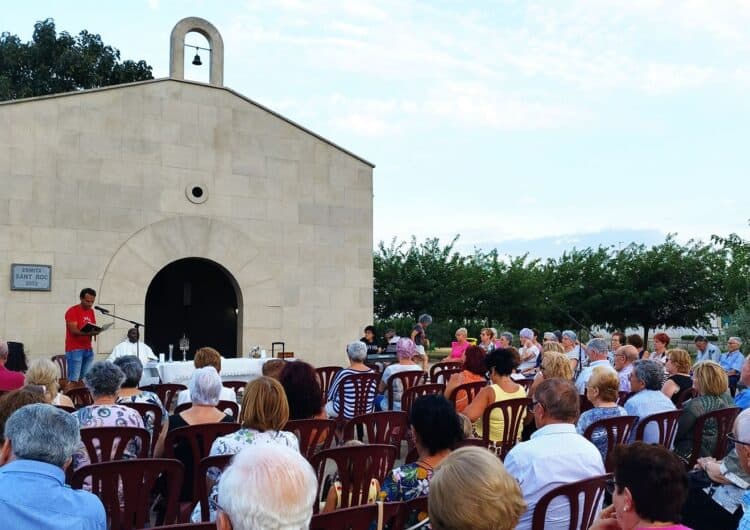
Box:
[577,366,627,461]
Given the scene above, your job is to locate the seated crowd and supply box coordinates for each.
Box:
[0,329,747,530]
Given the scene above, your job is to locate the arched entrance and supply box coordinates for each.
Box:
[145,258,241,359]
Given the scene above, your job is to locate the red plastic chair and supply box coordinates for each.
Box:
[342,411,408,450]
[683,407,740,468]
[582,415,638,472]
[447,380,487,408]
[386,371,426,411]
[579,393,594,413]
[309,502,402,530]
[173,400,239,419]
[675,387,696,409]
[284,418,336,462]
[335,373,380,421]
[196,454,233,522]
[456,437,489,449]
[433,367,462,386]
[310,444,397,513]
[401,383,445,417]
[429,361,463,383]
[364,362,382,373]
[530,473,611,530]
[481,398,533,459]
[222,380,247,396]
[316,366,343,402]
[71,458,184,530]
[163,423,241,504]
[139,383,187,413]
[398,495,429,529]
[617,391,633,406]
[51,354,68,388]
[65,387,94,408]
[55,404,76,413]
[120,402,164,457]
[79,426,150,464]
[634,409,682,450]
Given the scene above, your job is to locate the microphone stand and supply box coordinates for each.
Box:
[544,297,592,377]
[95,307,145,360]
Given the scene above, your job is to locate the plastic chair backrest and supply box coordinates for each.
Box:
[386,371,427,411]
[316,366,343,402]
[530,473,610,530]
[430,361,463,382]
[401,383,445,417]
[284,418,336,462]
[582,415,638,471]
[674,387,696,409]
[685,406,740,468]
[481,397,533,459]
[196,454,233,522]
[309,502,402,530]
[71,458,183,530]
[65,387,94,408]
[120,402,164,457]
[139,383,187,413]
[634,409,682,450]
[309,444,397,512]
[173,400,239,419]
[80,426,150,463]
[447,380,487,408]
[342,411,408,449]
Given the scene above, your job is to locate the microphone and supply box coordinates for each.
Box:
[94,306,110,314]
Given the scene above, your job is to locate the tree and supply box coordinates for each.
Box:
[0,18,152,101]
[608,236,726,344]
[713,231,750,311]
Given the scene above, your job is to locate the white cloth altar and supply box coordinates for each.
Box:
[156,357,276,385]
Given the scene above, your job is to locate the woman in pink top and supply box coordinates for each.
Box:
[589,442,692,530]
[447,327,471,361]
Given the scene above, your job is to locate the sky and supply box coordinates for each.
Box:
[5,1,750,259]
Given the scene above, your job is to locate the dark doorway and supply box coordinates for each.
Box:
[145,258,241,360]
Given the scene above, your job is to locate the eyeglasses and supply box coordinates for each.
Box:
[605,478,618,495]
[727,433,750,447]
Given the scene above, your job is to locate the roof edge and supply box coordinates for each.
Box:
[0,77,375,168]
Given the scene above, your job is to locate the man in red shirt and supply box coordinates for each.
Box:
[0,341,24,391]
[65,288,100,382]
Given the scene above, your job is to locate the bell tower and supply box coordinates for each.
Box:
[169,17,224,86]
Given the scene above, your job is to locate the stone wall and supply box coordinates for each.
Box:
[0,79,374,366]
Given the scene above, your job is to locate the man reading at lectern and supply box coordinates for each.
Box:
[108,328,157,365]
[64,288,99,384]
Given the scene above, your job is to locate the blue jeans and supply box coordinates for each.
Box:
[66,348,94,382]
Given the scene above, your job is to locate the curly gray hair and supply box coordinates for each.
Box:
[113,356,143,388]
[84,361,126,397]
[632,360,665,391]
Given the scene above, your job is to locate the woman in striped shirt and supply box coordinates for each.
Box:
[324,341,376,419]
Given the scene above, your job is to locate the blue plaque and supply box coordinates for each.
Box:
[11,264,52,291]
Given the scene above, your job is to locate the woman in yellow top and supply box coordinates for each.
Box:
[461,348,527,441]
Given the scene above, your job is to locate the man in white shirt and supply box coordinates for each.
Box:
[504,379,605,530]
[575,338,616,394]
[107,328,157,365]
[518,327,540,374]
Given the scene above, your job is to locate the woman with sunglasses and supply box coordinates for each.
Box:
[590,442,690,530]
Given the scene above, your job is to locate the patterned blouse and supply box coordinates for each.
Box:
[72,404,146,473]
[116,391,167,439]
[191,428,299,522]
[380,463,432,528]
[674,391,735,459]
[575,406,628,461]
[380,462,433,502]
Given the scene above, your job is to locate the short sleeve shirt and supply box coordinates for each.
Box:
[65,304,95,351]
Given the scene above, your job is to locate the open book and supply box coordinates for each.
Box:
[80,322,113,334]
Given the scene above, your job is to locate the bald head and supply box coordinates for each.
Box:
[618,345,638,363]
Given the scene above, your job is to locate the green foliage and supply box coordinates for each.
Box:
[726,301,750,345]
[374,234,733,347]
[0,18,153,101]
[713,232,750,311]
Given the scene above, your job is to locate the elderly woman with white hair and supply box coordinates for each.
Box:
[324,341,375,419]
[216,444,317,530]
